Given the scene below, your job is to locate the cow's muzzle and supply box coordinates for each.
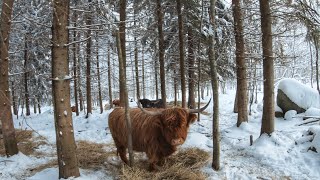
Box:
[171,138,184,146]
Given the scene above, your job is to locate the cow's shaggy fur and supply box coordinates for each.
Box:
[108,107,197,170]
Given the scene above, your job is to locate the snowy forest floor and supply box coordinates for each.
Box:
[0,90,319,180]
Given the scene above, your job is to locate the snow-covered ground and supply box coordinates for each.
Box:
[0,89,319,180]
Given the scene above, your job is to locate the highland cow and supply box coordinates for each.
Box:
[112,99,121,107]
[108,99,211,171]
[139,98,165,108]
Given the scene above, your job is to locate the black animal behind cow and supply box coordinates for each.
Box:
[139,99,165,108]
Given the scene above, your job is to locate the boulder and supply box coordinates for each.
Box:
[277,89,305,115]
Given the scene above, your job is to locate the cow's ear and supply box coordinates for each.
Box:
[188,114,197,124]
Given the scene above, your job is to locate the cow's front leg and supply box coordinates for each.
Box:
[146,152,159,171]
[117,146,129,165]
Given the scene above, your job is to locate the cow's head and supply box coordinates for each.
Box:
[139,99,152,108]
[138,99,211,146]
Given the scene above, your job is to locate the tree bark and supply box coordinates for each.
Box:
[134,2,141,100]
[52,0,80,178]
[116,31,134,166]
[72,2,79,116]
[197,0,204,121]
[187,26,196,109]
[96,35,103,114]
[177,0,186,108]
[259,0,274,135]
[119,0,126,107]
[85,0,92,117]
[142,46,146,99]
[0,0,19,157]
[11,81,18,115]
[232,0,248,127]
[156,0,167,107]
[107,45,113,109]
[209,0,220,171]
[24,34,30,116]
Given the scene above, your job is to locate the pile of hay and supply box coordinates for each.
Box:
[76,140,116,169]
[119,148,210,180]
[0,130,48,156]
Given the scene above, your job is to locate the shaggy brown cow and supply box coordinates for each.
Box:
[108,99,211,171]
[112,99,121,107]
[71,106,77,112]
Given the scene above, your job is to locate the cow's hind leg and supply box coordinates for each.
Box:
[117,146,129,165]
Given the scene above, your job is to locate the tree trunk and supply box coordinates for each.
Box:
[209,0,220,171]
[96,36,103,114]
[134,3,141,100]
[72,4,79,116]
[156,0,167,107]
[37,96,41,114]
[233,0,248,127]
[177,0,186,108]
[197,0,204,121]
[233,90,238,113]
[52,0,80,178]
[309,41,313,88]
[187,26,196,109]
[0,0,19,157]
[107,45,113,109]
[154,55,159,99]
[142,46,146,99]
[259,0,274,135]
[11,81,18,115]
[24,34,30,116]
[174,64,178,106]
[116,31,134,166]
[85,0,92,117]
[119,0,126,107]
[33,97,37,114]
[314,35,319,94]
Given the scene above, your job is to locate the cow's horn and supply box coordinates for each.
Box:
[136,100,163,116]
[188,98,211,113]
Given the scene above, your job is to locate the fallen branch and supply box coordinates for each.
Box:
[297,118,320,126]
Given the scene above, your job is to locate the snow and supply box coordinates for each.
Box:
[278,78,320,109]
[1,87,320,179]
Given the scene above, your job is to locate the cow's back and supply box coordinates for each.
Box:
[108,108,162,152]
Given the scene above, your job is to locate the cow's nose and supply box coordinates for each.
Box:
[171,138,184,146]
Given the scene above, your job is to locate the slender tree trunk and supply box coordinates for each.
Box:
[33,98,37,114]
[134,3,141,100]
[156,0,167,107]
[260,0,274,135]
[24,34,30,116]
[96,36,103,114]
[119,0,126,107]
[72,4,79,116]
[85,0,92,117]
[154,56,159,99]
[209,0,220,171]
[52,0,80,178]
[309,41,313,88]
[142,46,146,99]
[116,31,134,166]
[314,36,319,94]
[107,45,113,109]
[233,0,248,127]
[0,0,19,157]
[187,26,196,109]
[37,96,41,114]
[177,0,186,108]
[197,0,204,121]
[11,81,17,115]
